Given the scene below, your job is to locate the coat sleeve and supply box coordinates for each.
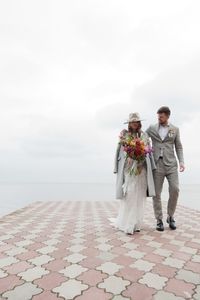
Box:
[145,155,156,197]
[113,142,121,173]
[145,126,151,137]
[175,127,184,164]
[145,132,156,170]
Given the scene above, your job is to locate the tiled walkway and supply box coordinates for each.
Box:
[0,200,199,300]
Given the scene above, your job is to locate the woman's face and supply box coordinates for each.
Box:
[129,121,140,130]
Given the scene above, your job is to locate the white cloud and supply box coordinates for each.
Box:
[0,0,199,183]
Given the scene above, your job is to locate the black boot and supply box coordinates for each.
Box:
[167,216,176,230]
[156,219,164,231]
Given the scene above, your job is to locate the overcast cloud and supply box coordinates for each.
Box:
[0,0,200,184]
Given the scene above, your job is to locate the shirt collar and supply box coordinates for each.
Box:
[159,122,170,128]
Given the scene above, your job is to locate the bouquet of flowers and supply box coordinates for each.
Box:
[119,129,153,175]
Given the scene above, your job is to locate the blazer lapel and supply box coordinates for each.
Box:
[163,123,173,142]
[154,124,162,141]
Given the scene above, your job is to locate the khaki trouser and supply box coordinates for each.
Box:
[153,158,179,221]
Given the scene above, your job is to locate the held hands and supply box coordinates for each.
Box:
[179,163,185,172]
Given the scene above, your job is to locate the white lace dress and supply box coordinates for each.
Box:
[112,158,148,234]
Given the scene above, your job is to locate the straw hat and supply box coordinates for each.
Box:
[124,112,144,124]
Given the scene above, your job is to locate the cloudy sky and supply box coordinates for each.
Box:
[0,0,200,184]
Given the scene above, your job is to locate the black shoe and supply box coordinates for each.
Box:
[156,219,164,231]
[167,216,176,230]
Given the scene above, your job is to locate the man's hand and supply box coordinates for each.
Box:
[179,163,185,172]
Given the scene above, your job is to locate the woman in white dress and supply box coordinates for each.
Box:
[112,113,156,235]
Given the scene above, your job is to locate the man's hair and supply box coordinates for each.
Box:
[157,106,171,116]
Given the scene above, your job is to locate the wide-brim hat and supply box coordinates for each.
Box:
[123,112,145,124]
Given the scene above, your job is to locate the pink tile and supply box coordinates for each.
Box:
[80,257,102,269]
[0,253,9,259]
[133,238,148,246]
[26,242,45,251]
[165,278,195,298]
[112,246,129,255]
[3,261,34,274]
[109,238,124,247]
[116,266,144,282]
[143,253,164,264]
[123,282,156,299]
[185,241,200,249]
[77,269,108,286]
[171,251,192,261]
[184,261,200,273]
[50,249,71,259]
[152,263,177,278]
[34,272,66,290]
[0,244,13,252]
[5,237,24,244]
[163,244,180,252]
[43,259,70,272]
[16,250,39,260]
[0,275,24,294]
[112,255,135,266]
[138,245,155,253]
[75,286,112,300]
[81,247,100,257]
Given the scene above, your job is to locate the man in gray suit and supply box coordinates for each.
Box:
[146,106,185,231]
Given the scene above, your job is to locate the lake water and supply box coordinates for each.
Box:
[0,183,199,217]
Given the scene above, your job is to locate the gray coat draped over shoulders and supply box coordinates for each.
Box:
[113,131,156,199]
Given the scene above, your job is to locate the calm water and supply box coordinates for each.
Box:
[0,183,199,217]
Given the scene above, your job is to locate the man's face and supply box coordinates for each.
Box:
[158,113,169,125]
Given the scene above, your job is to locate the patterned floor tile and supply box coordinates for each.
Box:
[116,266,144,282]
[3,261,34,274]
[53,279,88,299]
[153,291,185,300]
[162,257,185,269]
[18,266,49,281]
[176,269,200,284]
[0,256,19,268]
[139,272,168,290]
[0,275,24,294]
[64,253,86,263]
[0,200,199,300]
[96,261,123,275]
[122,282,156,299]
[125,249,145,259]
[130,259,155,272]
[98,275,130,294]
[59,263,87,278]
[2,282,42,300]
[75,286,112,300]
[193,285,200,300]
[28,254,54,266]
[77,269,108,286]
[164,278,196,298]
[34,272,66,290]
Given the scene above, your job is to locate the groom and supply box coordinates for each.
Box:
[146,106,185,231]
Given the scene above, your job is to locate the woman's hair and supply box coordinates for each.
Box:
[128,121,142,136]
[128,121,142,131]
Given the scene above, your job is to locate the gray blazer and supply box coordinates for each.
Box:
[146,123,184,167]
[113,132,156,199]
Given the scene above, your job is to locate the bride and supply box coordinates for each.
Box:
[112,112,156,235]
